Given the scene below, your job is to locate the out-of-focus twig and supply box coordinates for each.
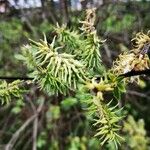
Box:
[27,97,38,150]
[5,99,45,150]
[103,43,112,64]
[127,90,150,99]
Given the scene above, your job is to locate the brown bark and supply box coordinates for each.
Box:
[80,0,88,10]
[41,0,57,24]
[60,0,69,24]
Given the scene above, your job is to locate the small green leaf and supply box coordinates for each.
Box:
[12,107,21,114]
[61,97,78,110]
[15,54,26,60]
[113,87,121,100]
[118,82,126,93]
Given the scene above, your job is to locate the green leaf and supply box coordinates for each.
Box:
[46,105,60,120]
[15,54,26,61]
[118,82,126,93]
[61,97,78,110]
[113,87,121,100]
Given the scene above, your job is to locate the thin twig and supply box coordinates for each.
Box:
[120,69,150,78]
[0,76,33,80]
[5,99,44,150]
[33,117,38,150]
[127,90,150,99]
[26,97,38,150]
[0,68,150,82]
[103,43,112,64]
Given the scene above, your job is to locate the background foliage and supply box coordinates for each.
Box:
[0,0,150,150]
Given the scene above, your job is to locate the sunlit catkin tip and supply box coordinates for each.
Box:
[97,92,104,100]
[85,82,95,90]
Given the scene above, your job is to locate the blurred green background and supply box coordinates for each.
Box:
[0,0,150,149]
